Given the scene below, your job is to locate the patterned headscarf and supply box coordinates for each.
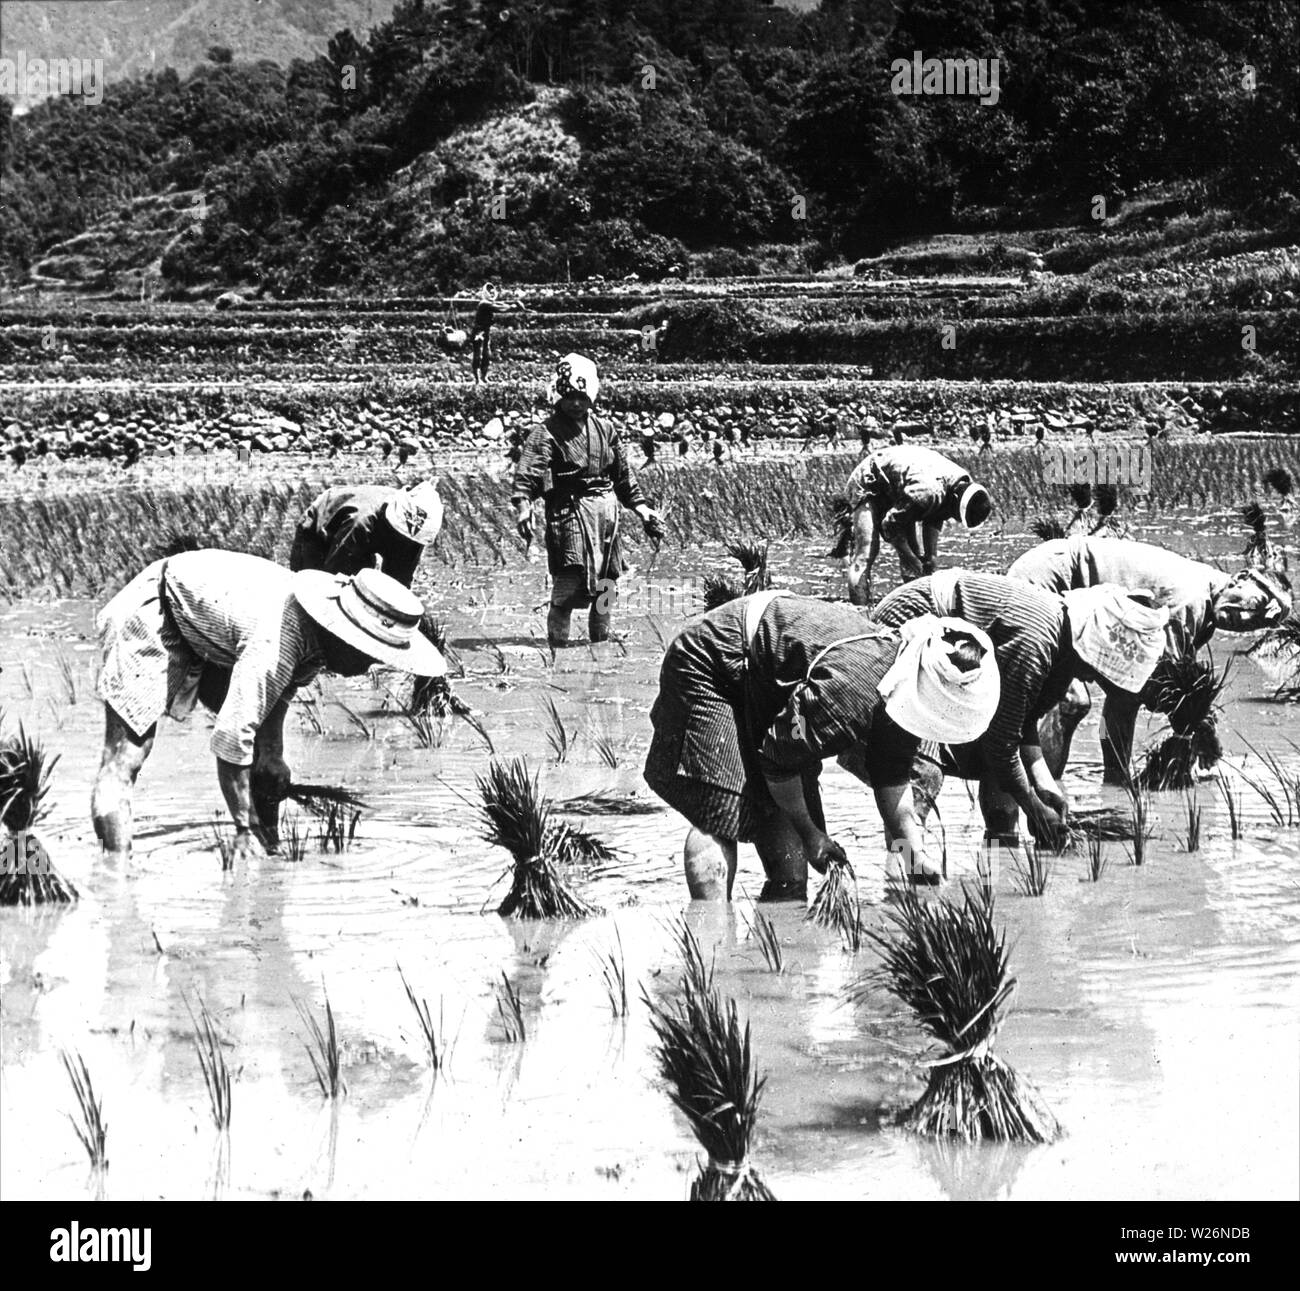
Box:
[545,353,601,406]
[1063,583,1170,692]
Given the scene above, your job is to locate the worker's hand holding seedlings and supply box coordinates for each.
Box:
[639,505,666,543]
[515,498,534,543]
[762,772,848,875]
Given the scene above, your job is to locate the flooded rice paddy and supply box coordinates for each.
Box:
[2,508,1298,1200]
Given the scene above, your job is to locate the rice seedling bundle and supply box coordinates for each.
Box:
[477,758,605,919]
[0,723,76,905]
[1138,647,1228,790]
[645,974,775,1200]
[807,855,862,951]
[702,572,745,610]
[862,884,1061,1143]
[1241,501,1273,566]
[827,494,854,558]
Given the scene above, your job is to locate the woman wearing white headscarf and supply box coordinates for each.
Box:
[511,353,665,648]
[872,570,1169,846]
[644,591,1000,899]
[1009,534,1290,781]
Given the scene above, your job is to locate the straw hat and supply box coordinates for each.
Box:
[294,569,446,676]
[384,480,443,545]
[545,353,600,406]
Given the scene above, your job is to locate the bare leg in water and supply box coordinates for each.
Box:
[91,705,156,855]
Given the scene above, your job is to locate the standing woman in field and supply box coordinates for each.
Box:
[512,353,665,649]
[843,444,993,605]
[644,591,1001,899]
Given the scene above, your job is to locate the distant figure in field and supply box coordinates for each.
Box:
[289,481,443,588]
[843,445,992,605]
[511,353,665,649]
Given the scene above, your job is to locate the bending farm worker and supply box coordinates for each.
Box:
[643,591,1000,900]
[511,353,665,649]
[289,480,443,588]
[1008,536,1290,781]
[871,570,1170,848]
[92,552,445,859]
[844,444,992,605]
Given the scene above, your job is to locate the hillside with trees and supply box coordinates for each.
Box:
[1,0,1296,293]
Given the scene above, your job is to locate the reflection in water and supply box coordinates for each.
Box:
[3,515,1299,1199]
[919,1136,1035,1202]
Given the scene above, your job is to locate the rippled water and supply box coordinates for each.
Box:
[2,511,1298,1200]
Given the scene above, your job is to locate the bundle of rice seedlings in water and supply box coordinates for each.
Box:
[645,975,775,1200]
[0,724,76,905]
[1089,482,1130,537]
[1263,466,1293,502]
[702,571,745,610]
[807,855,861,951]
[283,783,369,817]
[478,759,604,919]
[725,538,772,595]
[861,884,1061,1143]
[1064,805,1134,842]
[1241,502,1273,566]
[1248,610,1300,697]
[411,616,469,715]
[828,495,855,559]
[1030,517,1067,541]
[1067,481,1091,523]
[1137,647,1228,790]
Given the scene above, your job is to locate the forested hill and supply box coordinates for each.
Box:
[0,0,404,112]
[1,0,1296,295]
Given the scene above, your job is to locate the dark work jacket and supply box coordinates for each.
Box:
[288,485,423,587]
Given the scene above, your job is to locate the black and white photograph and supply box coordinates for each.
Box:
[0,0,1297,1223]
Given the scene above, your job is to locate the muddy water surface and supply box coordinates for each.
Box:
[2,511,1298,1200]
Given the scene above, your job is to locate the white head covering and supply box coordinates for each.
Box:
[1063,583,1170,692]
[545,353,600,406]
[877,614,1001,744]
[384,480,443,545]
[958,482,992,528]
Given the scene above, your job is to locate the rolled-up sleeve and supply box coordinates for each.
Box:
[211,610,319,765]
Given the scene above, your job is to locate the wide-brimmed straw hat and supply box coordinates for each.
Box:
[958,482,993,528]
[383,480,443,545]
[294,569,446,676]
[545,353,601,406]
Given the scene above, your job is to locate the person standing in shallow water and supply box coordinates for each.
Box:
[511,353,665,649]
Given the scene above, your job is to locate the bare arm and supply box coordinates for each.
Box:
[763,773,846,874]
[873,779,932,875]
[217,759,254,833]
